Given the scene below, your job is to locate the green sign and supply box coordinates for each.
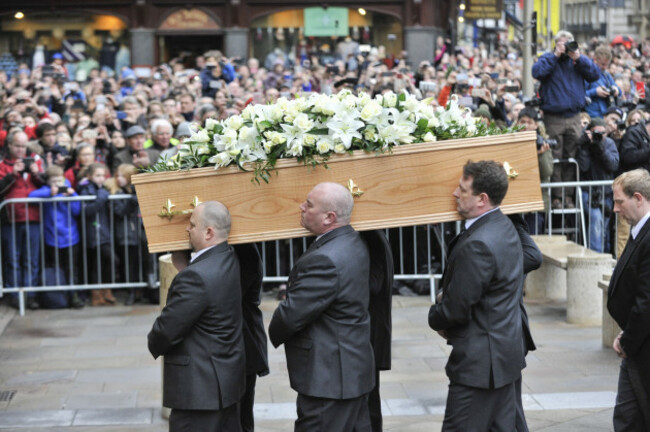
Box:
[304,7,348,37]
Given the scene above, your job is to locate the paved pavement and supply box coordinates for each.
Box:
[0,292,620,431]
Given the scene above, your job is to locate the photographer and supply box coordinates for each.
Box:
[517,107,555,233]
[585,46,621,119]
[576,118,619,253]
[532,30,600,209]
[0,130,45,310]
[603,106,625,147]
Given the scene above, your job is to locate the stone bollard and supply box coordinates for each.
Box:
[566,254,612,325]
[158,254,178,420]
[599,273,622,348]
[526,235,568,301]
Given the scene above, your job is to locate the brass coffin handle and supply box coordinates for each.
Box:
[158,196,202,220]
[503,162,518,180]
[347,179,364,198]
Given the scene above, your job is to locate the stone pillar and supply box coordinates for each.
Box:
[158,253,178,420]
[404,26,439,67]
[130,28,156,66]
[566,254,612,325]
[525,262,566,301]
[224,28,248,59]
[599,274,622,347]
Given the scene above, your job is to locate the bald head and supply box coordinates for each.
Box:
[187,201,231,251]
[300,182,354,235]
[314,182,354,224]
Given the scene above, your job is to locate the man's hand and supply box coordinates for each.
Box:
[537,142,550,155]
[132,150,151,168]
[554,41,566,58]
[568,48,581,61]
[613,332,627,358]
[437,330,448,340]
[596,86,611,98]
[12,159,25,175]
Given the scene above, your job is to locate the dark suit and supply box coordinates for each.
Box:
[607,220,650,431]
[429,209,525,431]
[510,214,542,432]
[148,243,246,431]
[269,225,375,431]
[360,230,393,432]
[233,244,269,432]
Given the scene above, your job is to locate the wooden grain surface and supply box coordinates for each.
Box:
[133,131,543,252]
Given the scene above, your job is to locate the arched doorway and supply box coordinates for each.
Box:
[157,8,223,67]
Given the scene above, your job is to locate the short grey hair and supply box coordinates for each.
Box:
[555,30,574,42]
[150,118,173,136]
[198,201,231,239]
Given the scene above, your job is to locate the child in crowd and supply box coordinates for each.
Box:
[107,163,151,305]
[28,165,83,308]
[78,162,116,306]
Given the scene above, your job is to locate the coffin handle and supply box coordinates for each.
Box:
[347,179,364,198]
[158,196,203,220]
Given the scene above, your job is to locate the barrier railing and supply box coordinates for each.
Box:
[1,181,617,315]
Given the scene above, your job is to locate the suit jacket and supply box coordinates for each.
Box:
[268,225,375,399]
[148,242,246,410]
[509,213,542,353]
[233,243,269,378]
[608,219,650,396]
[360,230,393,371]
[429,209,525,390]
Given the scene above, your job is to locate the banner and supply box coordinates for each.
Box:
[465,0,504,20]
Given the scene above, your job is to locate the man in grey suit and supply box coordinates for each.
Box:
[608,169,650,431]
[429,160,525,431]
[148,201,245,432]
[269,182,375,432]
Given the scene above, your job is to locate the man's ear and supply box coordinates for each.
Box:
[323,210,337,227]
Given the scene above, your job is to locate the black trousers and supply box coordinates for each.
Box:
[169,403,241,432]
[515,375,529,432]
[614,358,650,431]
[368,370,382,432]
[442,381,516,432]
[240,374,257,432]
[295,393,371,432]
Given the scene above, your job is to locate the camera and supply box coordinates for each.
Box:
[525,98,543,108]
[22,157,34,172]
[536,135,558,149]
[566,40,579,52]
[592,131,604,143]
[326,65,339,74]
[57,186,68,195]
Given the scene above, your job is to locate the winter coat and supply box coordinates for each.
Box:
[28,180,81,248]
[78,181,111,248]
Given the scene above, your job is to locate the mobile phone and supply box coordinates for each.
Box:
[636,81,646,99]
[82,129,97,140]
[209,80,222,89]
[490,73,499,79]
[456,73,468,82]
[497,78,509,85]
[458,96,474,107]
[504,85,519,93]
[471,88,484,98]
[116,111,128,120]
[419,81,437,92]
[381,72,394,78]
[57,186,68,195]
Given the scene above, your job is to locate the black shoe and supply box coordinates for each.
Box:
[125,290,135,306]
[70,293,84,309]
[27,299,40,310]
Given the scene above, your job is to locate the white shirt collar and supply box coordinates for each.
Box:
[190,245,217,263]
[464,207,499,230]
[631,210,650,239]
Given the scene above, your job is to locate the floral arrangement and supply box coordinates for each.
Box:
[147,90,519,183]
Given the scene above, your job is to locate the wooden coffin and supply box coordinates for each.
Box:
[132,131,543,253]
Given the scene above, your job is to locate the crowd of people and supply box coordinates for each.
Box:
[2,32,650,310]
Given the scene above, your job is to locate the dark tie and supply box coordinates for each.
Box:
[447,226,467,255]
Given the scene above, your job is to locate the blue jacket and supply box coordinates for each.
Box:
[576,134,619,181]
[532,52,600,116]
[584,70,621,118]
[78,181,111,248]
[28,180,81,248]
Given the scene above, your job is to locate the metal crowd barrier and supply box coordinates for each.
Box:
[1,181,617,315]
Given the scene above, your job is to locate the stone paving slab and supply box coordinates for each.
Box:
[0,295,623,431]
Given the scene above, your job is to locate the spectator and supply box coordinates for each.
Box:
[112,125,160,172]
[36,122,69,169]
[576,118,619,252]
[144,118,177,151]
[178,93,195,122]
[532,30,600,209]
[78,163,116,306]
[28,165,83,308]
[0,130,45,309]
[64,142,95,190]
[585,46,621,119]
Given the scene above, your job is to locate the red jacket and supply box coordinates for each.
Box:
[0,156,44,222]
